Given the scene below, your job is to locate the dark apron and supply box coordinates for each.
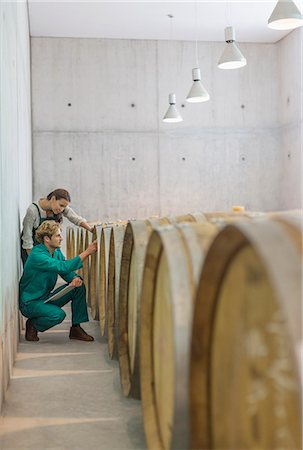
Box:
[21,203,57,266]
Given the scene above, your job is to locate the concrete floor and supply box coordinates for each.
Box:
[0,309,147,450]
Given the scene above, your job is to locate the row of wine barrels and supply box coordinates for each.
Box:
[66,222,122,324]
[135,213,301,450]
[66,211,259,326]
[117,212,255,400]
[66,212,252,327]
[118,214,212,399]
[106,214,190,358]
[67,227,91,304]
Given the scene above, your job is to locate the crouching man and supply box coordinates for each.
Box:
[19,220,97,342]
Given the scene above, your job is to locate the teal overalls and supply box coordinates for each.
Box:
[21,203,60,265]
[19,244,88,331]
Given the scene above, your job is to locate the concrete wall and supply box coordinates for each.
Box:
[0,1,32,411]
[31,33,301,223]
[278,28,302,209]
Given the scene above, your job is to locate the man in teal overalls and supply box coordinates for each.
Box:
[19,220,97,342]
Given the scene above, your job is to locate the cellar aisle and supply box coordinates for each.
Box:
[0,309,146,450]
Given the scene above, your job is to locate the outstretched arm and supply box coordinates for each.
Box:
[59,241,97,282]
[80,220,93,233]
[63,206,93,232]
[79,240,97,260]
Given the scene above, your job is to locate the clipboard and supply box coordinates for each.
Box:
[44,285,75,303]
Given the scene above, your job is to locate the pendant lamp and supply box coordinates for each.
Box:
[162,14,183,123]
[187,68,210,103]
[163,93,183,123]
[186,2,210,103]
[218,26,247,70]
[268,0,303,30]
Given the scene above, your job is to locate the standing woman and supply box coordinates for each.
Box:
[21,188,92,265]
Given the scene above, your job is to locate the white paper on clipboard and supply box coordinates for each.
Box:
[44,285,75,303]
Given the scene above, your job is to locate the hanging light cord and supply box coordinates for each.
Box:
[225,0,232,26]
[195,0,199,67]
[167,13,174,41]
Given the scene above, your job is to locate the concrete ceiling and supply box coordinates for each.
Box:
[28,0,302,43]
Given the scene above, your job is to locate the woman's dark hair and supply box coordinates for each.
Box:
[47,188,71,202]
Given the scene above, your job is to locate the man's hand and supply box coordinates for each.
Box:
[70,277,83,287]
[86,240,97,255]
[79,240,97,261]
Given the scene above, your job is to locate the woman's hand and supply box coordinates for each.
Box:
[70,277,83,287]
[80,221,94,233]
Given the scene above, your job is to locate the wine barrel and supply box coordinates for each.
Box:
[89,226,99,320]
[190,216,302,450]
[140,222,218,450]
[98,225,112,337]
[118,218,168,399]
[107,223,127,359]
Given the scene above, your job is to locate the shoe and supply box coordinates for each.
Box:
[69,325,94,342]
[25,319,39,342]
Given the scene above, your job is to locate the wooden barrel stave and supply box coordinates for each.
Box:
[118,220,151,398]
[89,226,98,319]
[66,227,71,259]
[99,226,112,337]
[82,229,90,304]
[107,223,127,359]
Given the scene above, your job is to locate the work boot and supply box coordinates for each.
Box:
[25,319,39,342]
[69,325,94,342]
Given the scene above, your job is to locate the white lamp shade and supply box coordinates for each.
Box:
[218,42,247,69]
[163,94,183,123]
[187,80,210,102]
[186,68,210,103]
[268,0,303,30]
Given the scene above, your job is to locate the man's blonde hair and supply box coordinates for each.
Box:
[35,220,60,243]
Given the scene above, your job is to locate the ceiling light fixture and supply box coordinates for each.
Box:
[218,26,247,70]
[163,93,183,123]
[163,14,183,123]
[187,68,210,103]
[268,0,303,30]
[186,2,210,103]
